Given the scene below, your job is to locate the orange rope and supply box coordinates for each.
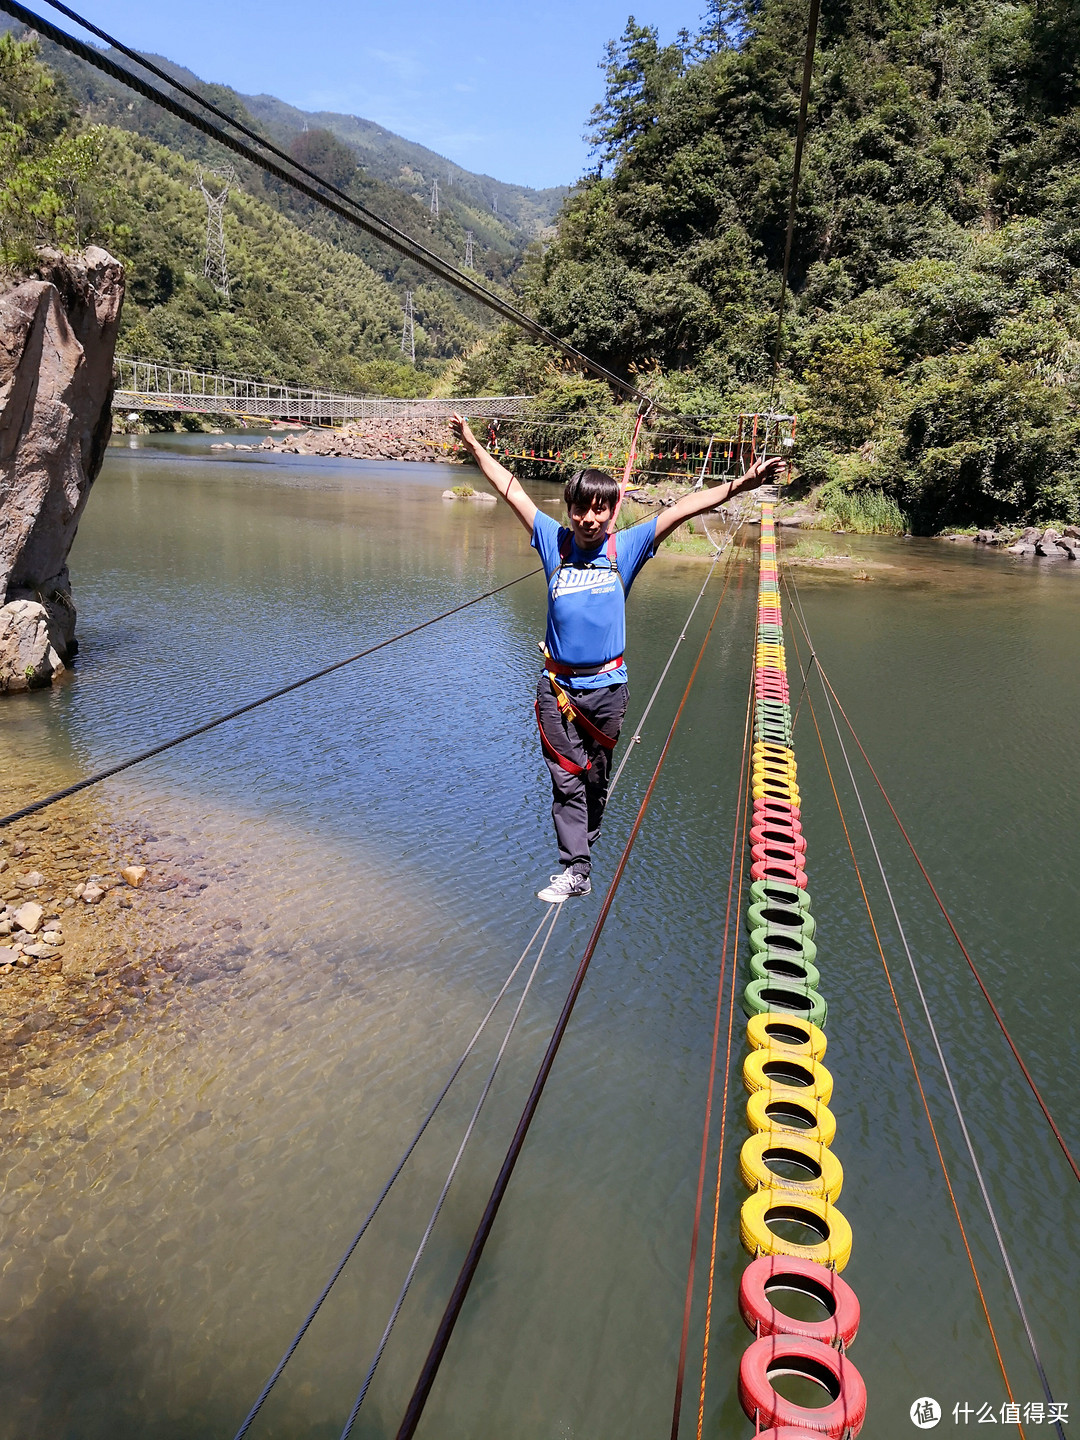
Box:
[669,560,748,1440]
[612,410,646,529]
[695,651,755,1439]
[784,614,1025,1436]
[800,652,1080,1190]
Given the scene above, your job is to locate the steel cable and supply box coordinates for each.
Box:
[336,906,561,1439]
[393,567,734,1440]
[232,553,735,1435]
[230,906,559,1440]
[0,0,660,410]
[0,568,542,829]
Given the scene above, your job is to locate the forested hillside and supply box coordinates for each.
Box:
[465,0,1080,531]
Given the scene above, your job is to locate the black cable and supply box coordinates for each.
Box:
[770,0,821,390]
[0,568,541,829]
[0,0,660,410]
[393,573,730,1440]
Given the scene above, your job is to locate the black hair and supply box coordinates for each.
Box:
[564,467,619,514]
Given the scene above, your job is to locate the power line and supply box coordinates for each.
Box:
[464,230,474,269]
[429,176,439,217]
[3,0,661,411]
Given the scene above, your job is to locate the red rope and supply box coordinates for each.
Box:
[789,610,1079,1188]
[669,638,755,1440]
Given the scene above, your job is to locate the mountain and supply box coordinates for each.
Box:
[0,16,564,328]
[237,91,567,239]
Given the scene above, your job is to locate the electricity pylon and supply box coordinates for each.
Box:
[464,231,475,268]
[430,177,439,217]
[401,291,416,363]
[196,166,234,299]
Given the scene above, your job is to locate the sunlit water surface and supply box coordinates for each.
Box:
[0,435,1076,1439]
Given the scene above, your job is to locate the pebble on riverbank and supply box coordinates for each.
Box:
[0,795,249,1093]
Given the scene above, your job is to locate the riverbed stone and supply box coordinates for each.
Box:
[121,865,147,887]
[0,947,17,965]
[1064,525,1080,539]
[1007,540,1036,555]
[1036,531,1067,557]
[81,884,105,905]
[13,902,43,933]
[41,930,63,945]
[15,870,44,889]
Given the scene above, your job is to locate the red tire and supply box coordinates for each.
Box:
[739,1335,867,1436]
[751,858,808,887]
[756,1431,830,1440]
[739,1256,860,1348]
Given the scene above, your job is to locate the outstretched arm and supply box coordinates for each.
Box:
[652,455,787,544]
[450,415,538,535]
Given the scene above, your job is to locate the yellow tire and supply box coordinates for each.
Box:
[739,1131,844,1201]
[746,1088,837,1147]
[746,1012,827,1061]
[752,783,801,803]
[753,743,795,764]
[740,1186,852,1270]
[743,1048,834,1105]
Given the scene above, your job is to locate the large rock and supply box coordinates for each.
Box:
[0,247,124,690]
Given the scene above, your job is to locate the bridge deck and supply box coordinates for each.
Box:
[112,358,531,422]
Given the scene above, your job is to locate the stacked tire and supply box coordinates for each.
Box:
[734,503,867,1438]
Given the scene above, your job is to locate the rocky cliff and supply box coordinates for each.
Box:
[0,247,124,691]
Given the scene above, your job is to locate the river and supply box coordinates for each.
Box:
[0,433,1076,1439]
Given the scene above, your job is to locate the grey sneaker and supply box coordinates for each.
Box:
[537,869,591,902]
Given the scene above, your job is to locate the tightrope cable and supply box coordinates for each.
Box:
[337,906,562,1438]
[393,571,734,1440]
[230,905,559,1440]
[232,555,732,1435]
[0,569,541,829]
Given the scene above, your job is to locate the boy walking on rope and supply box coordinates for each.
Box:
[450,415,783,902]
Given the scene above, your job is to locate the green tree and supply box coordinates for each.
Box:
[587,19,686,169]
[0,34,108,268]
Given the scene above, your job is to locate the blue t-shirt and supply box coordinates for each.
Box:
[531,510,658,689]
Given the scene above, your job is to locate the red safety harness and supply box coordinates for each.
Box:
[535,530,624,777]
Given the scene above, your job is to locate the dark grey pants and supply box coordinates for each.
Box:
[536,674,629,875]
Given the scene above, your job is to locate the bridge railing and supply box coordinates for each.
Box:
[112,357,531,422]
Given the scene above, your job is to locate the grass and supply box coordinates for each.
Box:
[450,483,476,497]
[786,539,831,559]
[819,486,906,535]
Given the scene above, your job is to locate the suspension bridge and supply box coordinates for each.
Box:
[112,357,532,425]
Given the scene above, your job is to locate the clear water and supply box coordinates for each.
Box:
[1,437,1076,1439]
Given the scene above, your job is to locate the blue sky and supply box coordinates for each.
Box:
[56,0,707,189]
